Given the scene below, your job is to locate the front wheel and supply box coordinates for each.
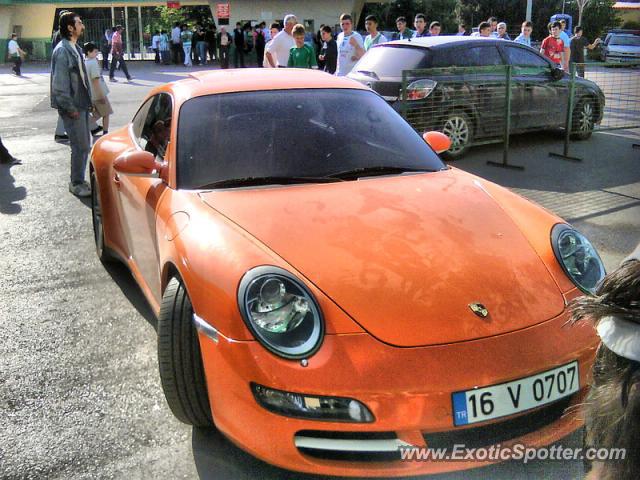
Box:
[441,110,474,160]
[571,98,596,140]
[158,277,214,427]
[90,168,115,263]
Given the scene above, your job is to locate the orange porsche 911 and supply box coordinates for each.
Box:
[89,69,605,477]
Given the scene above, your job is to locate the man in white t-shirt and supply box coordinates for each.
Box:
[8,33,25,76]
[336,13,364,76]
[152,31,161,63]
[265,14,297,67]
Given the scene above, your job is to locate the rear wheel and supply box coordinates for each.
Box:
[571,98,596,140]
[441,110,474,159]
[158,277,214,427]
[90,168,115,263]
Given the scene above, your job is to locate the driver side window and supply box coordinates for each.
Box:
[132,93,173,160]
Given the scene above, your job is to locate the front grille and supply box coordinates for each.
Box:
[295,430,403,462]
[424,396,573,449]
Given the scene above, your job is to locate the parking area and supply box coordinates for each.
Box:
[1,62,638,480]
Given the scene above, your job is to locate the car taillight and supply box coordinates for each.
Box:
[406,79,437,100]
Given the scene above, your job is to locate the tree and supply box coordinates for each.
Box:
[579,0,620,39]
[575,0,591,25]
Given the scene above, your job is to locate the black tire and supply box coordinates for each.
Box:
[571,98,596,141]
[90,167,115,263]
[441,110,474,160]
[158,277,214,427]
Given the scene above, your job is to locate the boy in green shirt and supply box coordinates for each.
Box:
[287,24,317,69]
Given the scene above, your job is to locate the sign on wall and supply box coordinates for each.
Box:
[216,3,230,19]
[167,1,180,8]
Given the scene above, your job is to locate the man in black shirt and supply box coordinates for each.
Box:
[318,25,337,74]
[205,25,217,62]
[233,22,245,68]
[570,26,601,77]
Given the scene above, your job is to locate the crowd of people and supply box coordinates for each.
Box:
[16,9,605,199]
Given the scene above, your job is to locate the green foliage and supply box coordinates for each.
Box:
[621,20,640,30]
[151,6,215,33]
[579,0,620,39]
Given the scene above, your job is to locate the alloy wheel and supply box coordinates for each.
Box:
[443,116,470,154]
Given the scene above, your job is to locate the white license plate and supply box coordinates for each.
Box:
[452,361,579,426]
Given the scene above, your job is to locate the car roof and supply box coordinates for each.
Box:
[380,36,504,49]
[155,68,368,105]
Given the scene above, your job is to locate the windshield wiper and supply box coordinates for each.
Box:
[355,70,380,80]
[327,166,434,180]
[197,176,344,189]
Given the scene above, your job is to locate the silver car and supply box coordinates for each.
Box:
[601,32,640,63]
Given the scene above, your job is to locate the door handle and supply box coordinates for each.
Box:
[113,173,121,186]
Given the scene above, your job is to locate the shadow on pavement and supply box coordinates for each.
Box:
[102,259,157,331]
[457,129,640,195]
[0,164,26,214]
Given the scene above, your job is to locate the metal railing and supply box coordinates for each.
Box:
[550,62,640,161]
[397,62,640,168]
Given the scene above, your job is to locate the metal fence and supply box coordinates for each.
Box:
[551,62,640,161]
[398,62,640,168]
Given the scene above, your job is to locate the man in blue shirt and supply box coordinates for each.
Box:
[515,21,533,47]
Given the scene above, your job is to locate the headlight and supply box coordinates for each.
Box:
[237,266,324,359]
[551,224,605,294]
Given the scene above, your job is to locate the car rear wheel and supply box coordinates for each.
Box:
[158,276,214,427]
[571,98,596,140]
[90,168,115,263]
[441,110,474,159]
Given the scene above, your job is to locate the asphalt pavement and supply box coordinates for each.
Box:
[1,61,639,480]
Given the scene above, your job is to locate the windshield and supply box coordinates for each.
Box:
[177,89,445,189]
[350,45,432,78]
[610,36,640,46]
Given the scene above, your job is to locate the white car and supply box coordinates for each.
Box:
[601,32,640,63]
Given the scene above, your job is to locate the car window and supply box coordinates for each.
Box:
[610,35,640,46]
[432,45,503,67]
[138,93,173,160]
[177,89,445,190]
[131,98,153,141]
[352,45,432,78]
[502,45,550,73]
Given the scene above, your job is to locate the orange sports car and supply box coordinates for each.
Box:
[89,69,606,477]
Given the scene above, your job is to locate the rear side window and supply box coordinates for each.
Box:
[433,45,503,67]
[352,45,432,78]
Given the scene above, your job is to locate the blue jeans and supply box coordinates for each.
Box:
[61,110,91,184]
[197,41,208,64]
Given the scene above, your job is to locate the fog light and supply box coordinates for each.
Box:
[251,383,374,423]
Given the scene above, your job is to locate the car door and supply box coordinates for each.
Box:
[500,44,564,130]
[437,44,507,138]
[117,93,172,298]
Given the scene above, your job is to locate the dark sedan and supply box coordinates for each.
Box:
[349,37,605,157]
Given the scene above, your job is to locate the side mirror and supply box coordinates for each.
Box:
[114,150,163,178]
[423,131,451,154]
[551,67,564,81]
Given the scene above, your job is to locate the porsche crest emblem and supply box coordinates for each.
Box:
[469,303,489,318]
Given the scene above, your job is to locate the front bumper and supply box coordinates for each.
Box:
[198,304,597,477]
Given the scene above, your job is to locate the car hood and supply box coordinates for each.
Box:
[199,169,565,346]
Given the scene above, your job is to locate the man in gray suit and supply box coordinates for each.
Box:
[51,11,92,197]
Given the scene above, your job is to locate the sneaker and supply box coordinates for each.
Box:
[109,77,118,82]
[126,77,134,83]
[91,125,103,136]
[54,134,69,143]
[69,181,91,198]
